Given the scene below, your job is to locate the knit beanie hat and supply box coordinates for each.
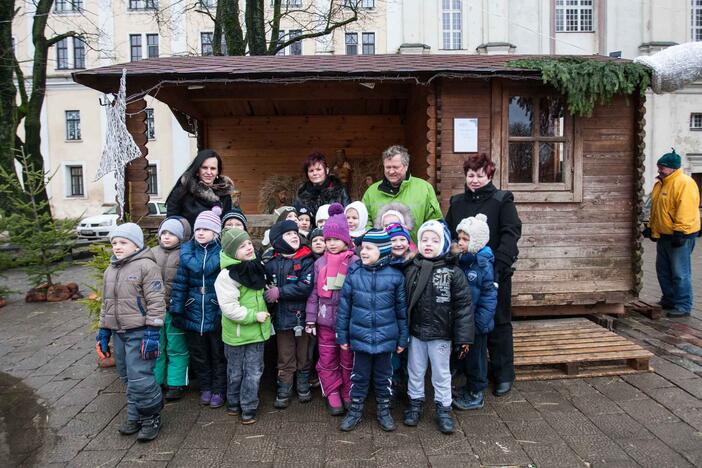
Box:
[270,220,299,254]
[316,204,331,225]
[275,206,297,224]
[110,222,144,249]
[417,220,450,256]
[194,210,222,235]
[221,228,250,259]
[456,213,491,254]
[297,206,312,221]
[309,227,324,241]
[345,201,369,238]
[362,228,392,259]
[385,222,412,242]
[221,208,248,232]
[657,148,681,169]
[158,217,185,241]
[323,203,352,246]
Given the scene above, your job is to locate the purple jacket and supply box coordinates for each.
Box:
[305,254,359,329]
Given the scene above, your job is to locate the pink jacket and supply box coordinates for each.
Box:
[305,254,359,329]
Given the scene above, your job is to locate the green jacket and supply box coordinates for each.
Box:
[362,175,443,241]
[214,259,271,346]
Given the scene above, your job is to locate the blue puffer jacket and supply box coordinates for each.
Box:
[458,247,497,334]
[170,239,222,334]
[264,246,315,331]
[336,261,409,354]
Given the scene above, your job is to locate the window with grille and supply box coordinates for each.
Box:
[73,38,86,69]
[129,0,158,10]
[201,32,213,55]
[65,110,81,140]
[362,32,375,55]
[345,33,358,55]
[56,38,69,70]
[145,108,155,140]
[146,34,159,58]
[441,0,462,50]
[691,113,702,129]
[200,0,216,7]
[276,30,286,55]
[67,166,84,197]
[130,34,142,61]
[55,0,83,12]
[270,0,302,6]
[693,0,702,41]
[146,164,159,195]
[556,0,594,32]
[289,30,302,55]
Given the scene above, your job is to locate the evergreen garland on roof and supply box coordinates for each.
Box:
[508,57,652,117]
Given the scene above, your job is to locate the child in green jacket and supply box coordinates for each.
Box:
[214,228,271,424]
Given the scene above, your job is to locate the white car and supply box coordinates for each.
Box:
[76,202,167,239]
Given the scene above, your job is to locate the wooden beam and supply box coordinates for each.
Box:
[513,303,626,317]
[124,98,150,221]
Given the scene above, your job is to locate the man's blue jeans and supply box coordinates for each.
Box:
[656,236,696,313]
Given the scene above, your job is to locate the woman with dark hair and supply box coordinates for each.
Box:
[445,153,522,398]
[166,149,234,228]
[294,152,351,219]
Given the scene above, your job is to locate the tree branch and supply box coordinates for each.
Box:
[46,30,81,47]
[13,55,28,121]
[271,3,358,54]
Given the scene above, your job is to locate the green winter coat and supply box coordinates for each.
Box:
[214,258,271,346]
[362,175,442,241]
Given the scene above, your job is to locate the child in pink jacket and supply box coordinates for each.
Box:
[305,203,358,415]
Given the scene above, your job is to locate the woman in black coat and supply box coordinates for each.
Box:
[166,149,234,228]
[445,153,522,397]
[294,152,351,219]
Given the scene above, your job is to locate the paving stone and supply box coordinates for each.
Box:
[505,418,563,444]
[57,411,113,436]
[492,400,542,421]
[649,358,699,383]
[523,391,580,413]
[418,429,473,456]
[272,445,324,468]
[84,419,137,451]
[425,454,480,468]
[372,446,428,468]
[540,410,601,436]
[117,459,168,468]
[648,422,702,452]
[68,449,127,467]
[623,372,676,390]
[514,380,555,393]
[40,435,90,463]
[181,422,235,449]
[521,442,588,468]
[645,387,702,410]
[590,413,654,440]
[618,438,695,468]
[673,406,702,431]
[570,393,624,416]
[48,405,85,430]
[680,449,702,466]
[275,421,327,447]
[586,377,648,402]
[561,433,630,464]
[455,414,512,437]
[618,397,681,425]
[36,379,81,404]
[324,432,375,464]
[169,448,225,467]
[370,423,422,449]
[469,436,532,466]
[590,460,641,468]
[674,378,702,399]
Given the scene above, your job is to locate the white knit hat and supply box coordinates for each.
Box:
[456,214,490,254]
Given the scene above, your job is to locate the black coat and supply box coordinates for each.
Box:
[294,175,351,218]
[445,182,522,324]
[263,246,315,331]
[166,173,234,229]
[404,255,473,345]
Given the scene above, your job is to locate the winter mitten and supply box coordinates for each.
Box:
[671,231,685,248]
[140,327,161,360]
[642,227,653,239]
[264,287,280,303]
[95,328,112,359]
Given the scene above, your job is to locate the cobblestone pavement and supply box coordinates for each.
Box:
[0,239,700,467]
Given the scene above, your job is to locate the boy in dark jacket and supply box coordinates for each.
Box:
[403,220,473,434]
[336,229,409,432]
[263,220,315,408]
[170,210,227,409]
[452,214,497,411]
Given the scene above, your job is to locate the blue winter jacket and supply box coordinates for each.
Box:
[458,247,497,334]
[170,239,222,334]
[336,261,409,354]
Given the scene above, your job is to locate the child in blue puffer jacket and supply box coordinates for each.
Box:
[336,229,409,433]
[170,209,227,409]
[452,213,497,411]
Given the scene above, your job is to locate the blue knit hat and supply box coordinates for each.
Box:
[657,148,681,169]
[221,208,248,232]
[362,228,392,259]
[110,222,144,249]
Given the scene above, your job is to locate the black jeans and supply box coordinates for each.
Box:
[350,351,393,401]
[185,331,227,394]
[488,322,515,384]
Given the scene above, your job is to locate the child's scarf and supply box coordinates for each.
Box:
[317,250,355,298]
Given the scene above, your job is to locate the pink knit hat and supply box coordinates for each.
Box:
[194,210,222,235]
[323,203,352,247]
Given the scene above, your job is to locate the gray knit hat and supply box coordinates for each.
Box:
[159,217,185,241]
[110,222,144,249]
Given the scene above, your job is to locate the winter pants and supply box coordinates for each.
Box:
[407,336,452,407]
[154,313,189,387]
[276,329,310,385]
[350,351,393,401]
[185,331,227,395]
[113,330,163,421]
[316,325,353,401]
[462,333,488,393]
[656,235,696,313]
[488,322,515,384]
[224,342,265,412]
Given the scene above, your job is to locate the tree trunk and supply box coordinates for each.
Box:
[0,1,18,176]
[246,0,266,55]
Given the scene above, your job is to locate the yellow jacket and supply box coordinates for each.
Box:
[649,169,701,238]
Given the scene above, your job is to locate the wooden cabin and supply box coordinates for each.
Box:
[73,54,645,318]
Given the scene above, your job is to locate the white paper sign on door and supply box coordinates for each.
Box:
[454,118,478,153]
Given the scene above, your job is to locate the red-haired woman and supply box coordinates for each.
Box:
[445,153,522,399]
[294,152,351,218]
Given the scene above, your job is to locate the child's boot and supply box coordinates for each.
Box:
[136,413,161,442]
[326,391,344,416]
[241,409,257,425]
[376,399,396,431]
[165,386,186,401]
[274,380,292,409]
[118,419,141,435]
[339,398,364,432]
[403,398,424,426]
[296,370,312,403]
[434,402,455,434]
[452,390,484,411]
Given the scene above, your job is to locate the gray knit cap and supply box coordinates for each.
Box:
[110,222,144,249]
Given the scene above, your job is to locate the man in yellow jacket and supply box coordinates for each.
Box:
[644,149,701,317]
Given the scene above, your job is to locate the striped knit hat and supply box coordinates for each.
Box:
[362,228,392,259]
[385,222,411,242]
[194,210,222,235]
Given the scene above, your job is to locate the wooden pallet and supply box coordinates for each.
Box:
[624,299,663,320]
[513,318,653,381]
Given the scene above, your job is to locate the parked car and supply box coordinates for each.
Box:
[76,202,167,240]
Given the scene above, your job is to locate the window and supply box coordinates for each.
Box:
[65,110,81,140]
[556,0,594,32]
[129,0,158,10]
[55,0,83,12]
[271,0,302,6]
[289,30,302,55]
[66,165,84,197]
[502,89,580,202]
[343,0,373,7]
[276,30,286,55]
[146,164,159,195]
[200,0,216,7]
[56,38,69,69]
[146,34,159,58]
[362,32,375,55]
[201,32,213,56]
[362,0,375,7]
[129,34,142,61]
[345,33,358,55]
[145,108,155,140]
[693,0,702,41]
[441,0,462,50]
[73,38,85,69]
[691,113,702,129]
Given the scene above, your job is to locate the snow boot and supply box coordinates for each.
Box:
[403,398,424,427]
[274,380,292,409]
[434,402,455,434]
[376,399,396,431]
[339,398,364,432]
